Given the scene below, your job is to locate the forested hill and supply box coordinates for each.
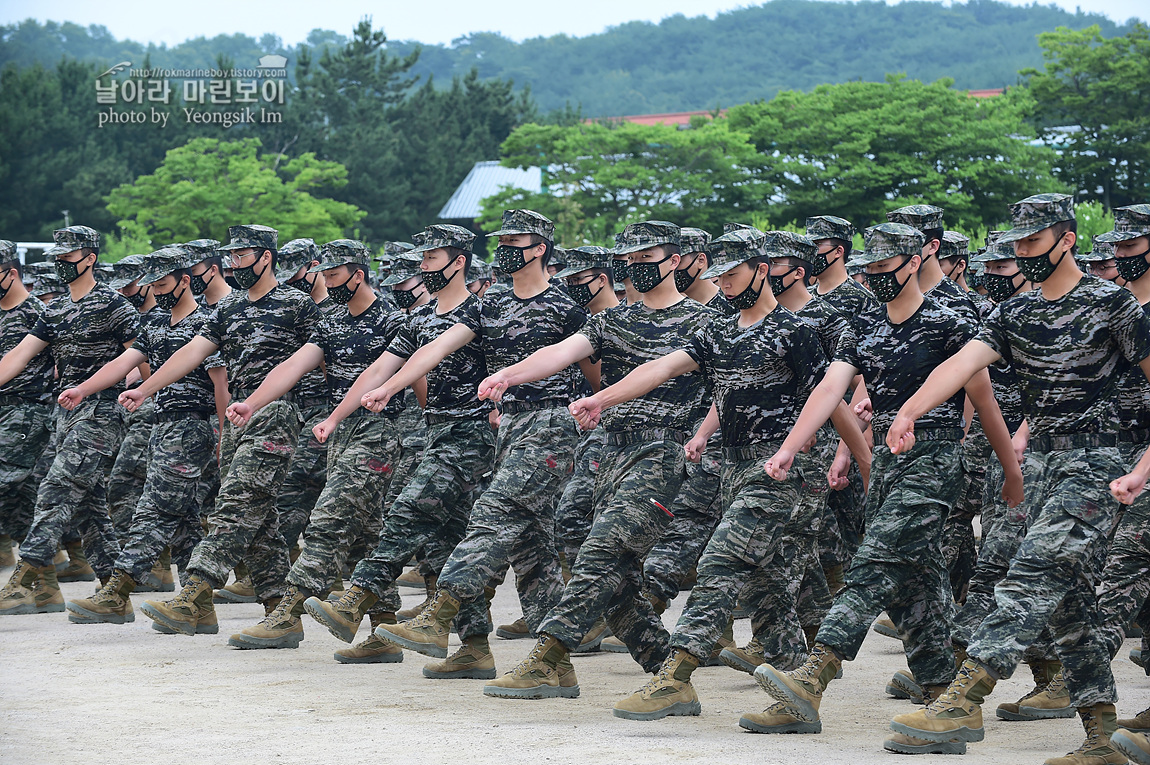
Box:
[1,0,1139,116]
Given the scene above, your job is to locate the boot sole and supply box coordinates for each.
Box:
[152,620,219,634]
[599,641,630,654]
[423,666,498,679]
[883,737,967,754]
[572,633,605,654]
[303,598,358,644]
[373,626,447,658]
[1112,730,1150,765]
[495,628,533,640]
[0,601,66,615]
[873,623,899,639]
[227,633,304,649]
[140,602,198,636]
[334,650,403,664]
[754,664,820,723]
[887,674,924,703]
[889,721,984,744]
[213,591,258,604]
[1014,704,1076,719]
[612,700,701,721]
[58,573,97,582]
[720,649,763,675]
[483,683,580,699]
[739,716,821,734]
[66,602,135,624]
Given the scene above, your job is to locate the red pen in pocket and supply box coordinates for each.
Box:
[651,499,674,518]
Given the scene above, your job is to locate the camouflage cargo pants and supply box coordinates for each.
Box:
[186,398,300,600]
[538,434,685,673]
[19,398,127,576]
[793,425,838,631]
[555,427,606,564]
[671,443,805,665]
[115,418,214,581]
[968,445,1124,705]
[439,408,577,637]
[289,413,401,607]
[643,431,723,606]
[182,422,221,574]
[107,398,155,542]
[943,432,990,604]
[0,400,53,541]
[817,440,962,687]
[276,403,329,550]
[820,455,866,571]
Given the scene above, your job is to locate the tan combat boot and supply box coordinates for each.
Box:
[374,588,460,658]
[872,615,898,639]
[997,659,1062,720]
[890,658,996,743]
[66,569,136,624]
[304,585,378,644]
[614,649,702,721]
[57,541,95,582]
[496,616,532,640]
[1015,670,1075,720]
[213,574,258,604]
[423,635,497,679]
[1112,728,1150,765]
[228,585,306,649]
[573,617,609,653]
[740,703,822,734]
[334,612,403,664]
[0,534,15,567]
[1043,704,1126,765]
[721,636,766,675]
[1119,707,1150,734]
[135,548,175,593]
[483,635,580,699]
[140,575,218,635]
[396,568,426,590]
[0,561,65,615]
[754,643,842,724]
[883,733,967,755]
[600,635,629,653]
[397,574,436,618]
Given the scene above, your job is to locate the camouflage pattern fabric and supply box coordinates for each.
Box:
[276,402,329,550]
[0,401,53,541]
[613,220,681,255]
[814,277,882,333]
[186,398,300,598]
[113,418,214,580]
[10,407,61,541]
[672,445,807,666]
[28,283,139,391]
[998,193,1075,244]
[107,397,155,540]
[704,290,738,317]
[886,204,945,233]
[18,399,127,575]
[554,427,605,564]
[925,276,981,327]
[967,446,1125,706]
[538,438,684,673]
[1115,302,1150,434]
[487,209,555,241]
[216,223,277,253]
[0,294,54,404]
[817,441,963,686]
[943,432,988,603]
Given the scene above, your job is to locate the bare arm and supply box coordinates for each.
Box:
[578,357,602,393]
[227,343,324,425]
[478,334,596,401]
[1110,357,1150,504]
[568,350,699,430]
[375,323,476,403]
[965,368,1024,508]
[685,402,720,463]
[765,361,858,480]
[58,346,148,410]
[312,350,408,442]
[0,335,49,389]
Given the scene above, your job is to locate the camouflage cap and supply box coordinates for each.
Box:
[309,239,371,273]
[275,238,320,280]
[95,262,114,282]
[487,209,555,242]
[46,225,100,259]
[615,220,681,256]
[31,270,64,297]
[380,255,424,287]
[375,241,415,266]
[1079,236,1117,263]
[938,231,970,260]
[679,227,712,255]
[971,235,1017,263]
[806,215,855,242]
[139,246,198,287]
[182,239,221,263]
[766,230,818,261]
[554,246,615,280]
[409,224,476,255]
[217,224,278,253]
[550,247,568,268]
[998,193,1075,244]
[1096,204,1150,244]
[0,240,15,261]
[886,204,944,233]
[700,228,770,279]
[846,262,866,277]
[109,253,150,290]
[468,259,493,282]
[722,222,758,235]
[851,223,927,267]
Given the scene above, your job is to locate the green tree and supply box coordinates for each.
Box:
[726,75,1064,231]
[480,118,767,245]
[105,137,363,247]
[1021,24,1150,209]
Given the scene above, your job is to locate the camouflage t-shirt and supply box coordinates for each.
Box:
[29,283,139,392]
[581,298,714,433]
[293,296,338,402]
[0,296,54,403]
[988,358,1024,434]
[135,305,224,413]
[459,284,586,405]
[835,297,975,439]
[797,297,851,360]
[1116,300,1150,434]
[970,290,995,320]
[815,278,882,331]
[388,294,488,420]
[977,275,1150,438]
[686,306,827,447]
[199,285,320,395]
[311,297,406,416]
[926,276,981,327]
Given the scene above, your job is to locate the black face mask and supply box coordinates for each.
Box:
[867,257,915,303]
[567,278,603,308]
[327,273,361,305]
[189,269,215,296]
[613,260,629,284]
[810,245,839,276]
[421,262,459,294]
[729,269,766,310]
[1016,234,1068,284]
[287,274,314,294]
[232,256,268,290]
[224,274,241,290]
[55,255,92,284]
[629,255,673,293]
[0,270,13,300]
[393,285,424,310]
[674,255,699,293]
[769,266,800,297]
[1115,246,1150,283]
[126,290,147,309]
[494,244,534,274]
[154,283,186,310]
[982,271,1024,303]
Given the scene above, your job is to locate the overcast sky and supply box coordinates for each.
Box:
[3,0,1144,47]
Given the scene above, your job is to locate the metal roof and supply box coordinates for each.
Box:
[438,161,542,220]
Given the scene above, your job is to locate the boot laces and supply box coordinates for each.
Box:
[170,577,203,608]
[261,590,298,626]
[335,587,367,613]
[0,562,32,597]
[1044,672,1065,695]
[793,645,830,685]
[929,662,978,710]
[512,639,552,677]
[93,573,126,605]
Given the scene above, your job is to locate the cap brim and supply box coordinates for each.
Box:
[307,260,358,274]
[614,241,673,256]
[1095,229,1147,244]
[487,228,545,239]
[848,249,918,267]
[45,245,80,259]
[553,263,598,280]
[970,250,1015,263]
[216,241,255,251]
[998,222,1064,244]
[380,272,421,286]
[108,277,135,290]
[700,258,747,280]
[1077,250,1115,262]
[138,269,179,287]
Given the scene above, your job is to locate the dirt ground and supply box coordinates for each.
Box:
[2,566,1147,765]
